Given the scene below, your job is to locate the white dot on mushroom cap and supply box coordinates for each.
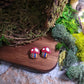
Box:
[46,47,50,52]
[31,49,34,51]
[43,48,45,50]
[35,48,39,52]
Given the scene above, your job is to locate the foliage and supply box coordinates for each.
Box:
[56,42,69,50]
[66,63,84,84]
[58,50,66,70]
[63,50,78,68]
[73,32,84,62]
[52,24,77,53]
[52,24,78,69]
[48,0,68,27]
[56,43,63,50]
[56,4,80,34]
[52,3,84,84]
[0,35,9,47]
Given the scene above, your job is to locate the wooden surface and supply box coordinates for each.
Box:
[0,37,59,72]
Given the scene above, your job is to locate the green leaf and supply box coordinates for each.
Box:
[56,43,63,50]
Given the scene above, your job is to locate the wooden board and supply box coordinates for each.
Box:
[0,37,59,72]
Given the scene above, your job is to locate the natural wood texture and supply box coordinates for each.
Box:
[0,37,59,72]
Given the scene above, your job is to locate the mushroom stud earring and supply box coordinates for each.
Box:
[41,47,51,58]
[30,47,40,59]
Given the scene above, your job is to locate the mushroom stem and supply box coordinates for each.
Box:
[31,53,37,58]
[42,52,47,58]
[34,53,37,58]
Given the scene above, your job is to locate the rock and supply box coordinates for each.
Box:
[0,63,75,84]
[0,61,11,75]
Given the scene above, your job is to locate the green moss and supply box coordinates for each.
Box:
[56,4,80,34]
[52,24,78,69]
[63,49,78,68]
[56,43,63,50]
[56,42,69,50]
[48,0,68,27]
[66,64,84,84]
[0,0,68,45]
[58,50,66,70]
[0,0,54,43]
[73,32,84,62]
[52,24,76,51]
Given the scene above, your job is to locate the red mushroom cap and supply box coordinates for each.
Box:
[42,47,51,54]
[31,47,40,54]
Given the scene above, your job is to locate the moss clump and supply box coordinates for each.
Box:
[66,63,84,84]
[52,24,77,52]
[0,35,9,47]
[63,50,78,68]
[52,24,78,69]
[73,32,84,61]
[48,0,68,28]
[0,0,68,45]
[58,50,66,70]
[0,0,51,42]
[56,4,80,34]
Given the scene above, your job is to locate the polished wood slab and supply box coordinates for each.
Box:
[0,37,59,72]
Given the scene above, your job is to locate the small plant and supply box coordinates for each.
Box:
[56,43,63,50]
[0,35,10,47]
[56,42,68,50]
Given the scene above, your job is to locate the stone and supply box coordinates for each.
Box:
[0,62,75,84]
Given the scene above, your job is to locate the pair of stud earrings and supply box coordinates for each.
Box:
[30,47,51,59]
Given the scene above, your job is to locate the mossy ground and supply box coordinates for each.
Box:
[0,0,68,45]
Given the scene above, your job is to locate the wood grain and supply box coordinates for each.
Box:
[0,37,59,72]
